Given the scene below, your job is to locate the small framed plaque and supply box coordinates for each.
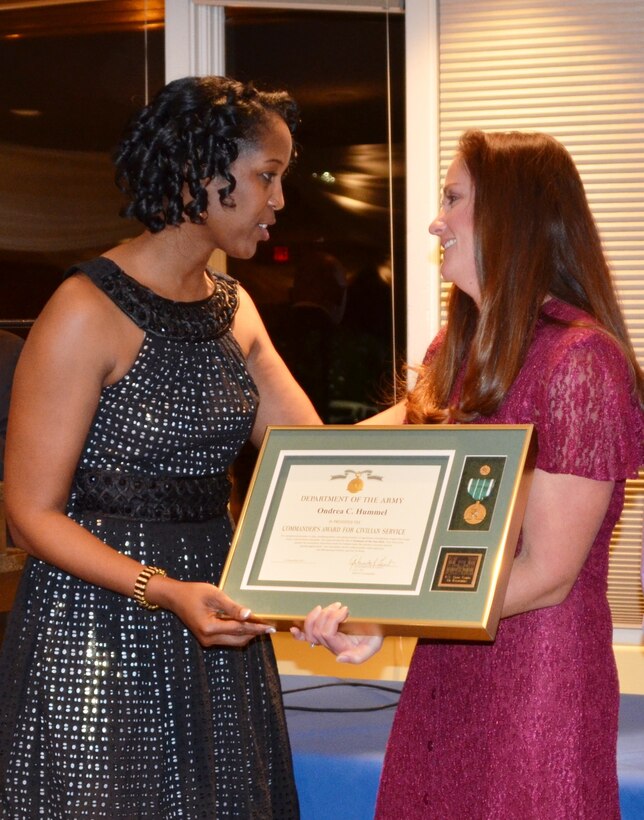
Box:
[220,424,536,641]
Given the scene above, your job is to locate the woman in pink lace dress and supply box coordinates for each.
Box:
[295,130,644,818]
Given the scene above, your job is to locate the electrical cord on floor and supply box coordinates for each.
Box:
[281,681,401,713]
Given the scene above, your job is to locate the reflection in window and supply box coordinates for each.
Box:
[0,0,164,329]
[225,9,405,423]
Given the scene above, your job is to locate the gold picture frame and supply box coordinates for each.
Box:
[220,424,536,641]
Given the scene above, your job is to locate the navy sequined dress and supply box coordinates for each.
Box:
[0,257,300,819]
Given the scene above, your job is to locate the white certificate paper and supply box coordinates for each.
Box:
[241,450,451,596]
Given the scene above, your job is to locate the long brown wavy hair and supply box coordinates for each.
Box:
[406,130,644,424]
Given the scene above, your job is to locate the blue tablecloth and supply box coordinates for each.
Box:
[283,676,401,819]
[282,676,644,820]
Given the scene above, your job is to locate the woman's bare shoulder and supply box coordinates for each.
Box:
[23,270,139,383]
[41,269,115,322]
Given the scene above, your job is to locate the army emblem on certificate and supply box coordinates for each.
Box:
[330,468,383,493]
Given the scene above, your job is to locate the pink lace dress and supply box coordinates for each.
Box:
[376,299,644,820]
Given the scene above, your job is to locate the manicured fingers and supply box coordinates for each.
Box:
[200,615,275,647]
[306,602,349,648]
[211,585,253,622]
[336,635,384,665]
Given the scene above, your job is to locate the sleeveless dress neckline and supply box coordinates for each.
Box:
[98,257,219,307]
[65,255,239,341]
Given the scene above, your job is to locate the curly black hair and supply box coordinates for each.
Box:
[114,76,299,233]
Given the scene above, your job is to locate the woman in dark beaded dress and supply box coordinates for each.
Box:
[0,76,319,818]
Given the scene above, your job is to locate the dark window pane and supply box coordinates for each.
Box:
[225,9,406,422]
[0,1,165,330]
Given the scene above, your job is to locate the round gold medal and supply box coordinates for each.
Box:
[464,501,486,525]
[347,476,364,493]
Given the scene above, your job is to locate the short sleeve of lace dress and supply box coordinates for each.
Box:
[536,332,644,481]
[421,326,446,366]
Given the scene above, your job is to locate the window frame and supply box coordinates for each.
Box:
[163,0,441,370]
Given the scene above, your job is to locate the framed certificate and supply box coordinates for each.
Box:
[220,424,536,641]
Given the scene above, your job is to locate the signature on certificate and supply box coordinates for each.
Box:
[350,555,396,570]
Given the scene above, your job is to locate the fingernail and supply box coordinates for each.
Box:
[240,608,251,619]
[265,627,276,634]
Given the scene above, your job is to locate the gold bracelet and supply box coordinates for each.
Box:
[133,565,167,611]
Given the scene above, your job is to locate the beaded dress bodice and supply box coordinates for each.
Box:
[64,257,259,521]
